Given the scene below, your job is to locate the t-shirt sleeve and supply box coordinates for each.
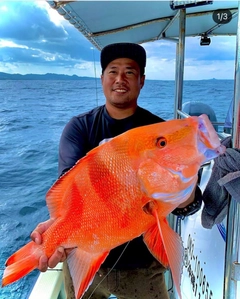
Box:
[58,116,88,177]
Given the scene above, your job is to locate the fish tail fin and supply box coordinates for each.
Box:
[2,241,40,287]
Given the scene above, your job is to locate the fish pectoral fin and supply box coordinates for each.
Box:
[143,221,169,269]
[67,248,109,299]
[160,218,183,299]
[144,207,183,299]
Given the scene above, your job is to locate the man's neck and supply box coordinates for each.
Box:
[105,103,137,120]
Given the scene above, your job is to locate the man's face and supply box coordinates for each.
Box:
[101,58,145,110]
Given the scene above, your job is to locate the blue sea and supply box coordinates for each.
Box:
[0,79,234,299]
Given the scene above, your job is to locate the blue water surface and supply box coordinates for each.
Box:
[0,79,234,299]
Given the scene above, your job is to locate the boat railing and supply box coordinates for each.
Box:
[177,108,230,136]
[28,264,66,299]
[172,4,240,299]
[28,2,239,299]
[223,2,240,297]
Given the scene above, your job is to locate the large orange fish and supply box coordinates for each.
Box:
[2,114,225,299]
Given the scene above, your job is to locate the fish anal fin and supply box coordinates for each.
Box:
[67,248,109,299]
[145,205,183,299]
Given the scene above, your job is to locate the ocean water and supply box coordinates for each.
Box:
[0,79,234,299]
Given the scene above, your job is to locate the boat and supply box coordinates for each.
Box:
[28,1,240,298]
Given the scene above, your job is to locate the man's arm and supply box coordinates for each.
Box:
[58,116,88,176]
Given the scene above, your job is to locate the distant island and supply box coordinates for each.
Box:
[0,72,96,80]
[0,72,233,81]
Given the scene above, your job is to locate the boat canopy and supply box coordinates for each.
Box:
[38,2,240,299]
[48,1,238,49]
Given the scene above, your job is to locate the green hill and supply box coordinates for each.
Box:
[0,72,95,80]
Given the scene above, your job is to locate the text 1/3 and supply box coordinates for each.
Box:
[212,9,232,24]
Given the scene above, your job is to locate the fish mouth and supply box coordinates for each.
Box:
[168,168,194,183]
[197,114,226,161]
[151,183,195,204]
[151,168,196,204]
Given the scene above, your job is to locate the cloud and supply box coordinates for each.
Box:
[0,1,100,76]
[0,1,236,79]
[0,2,65,41]
[185,36,236,61]
[143,35,235,79]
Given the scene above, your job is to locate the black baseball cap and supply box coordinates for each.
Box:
[100,42,146,75]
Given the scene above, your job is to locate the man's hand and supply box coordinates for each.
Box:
[31,219,67,272]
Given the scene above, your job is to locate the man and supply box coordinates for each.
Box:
[31,43,202,299]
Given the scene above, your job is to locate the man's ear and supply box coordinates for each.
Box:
[140,75,145,89]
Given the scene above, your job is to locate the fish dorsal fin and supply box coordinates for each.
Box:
[45,146,100,219]
[45,162,82,219]
[143,204,183,299]
[45,177,67,219]
[67,248,109,299]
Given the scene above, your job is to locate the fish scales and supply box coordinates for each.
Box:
[2,115,225,299]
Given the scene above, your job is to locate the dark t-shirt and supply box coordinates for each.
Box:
[59,105,164,176]
[58,105,165,269]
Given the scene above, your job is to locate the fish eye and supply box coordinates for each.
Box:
[156,137,167,148]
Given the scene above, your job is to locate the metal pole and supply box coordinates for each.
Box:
[174,9,186,119]
[223,2,240,298]
[169,9,187,298]
[91,47,99,106]
[232,5,240,149]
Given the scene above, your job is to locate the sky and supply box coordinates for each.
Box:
[0,0,237,80]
